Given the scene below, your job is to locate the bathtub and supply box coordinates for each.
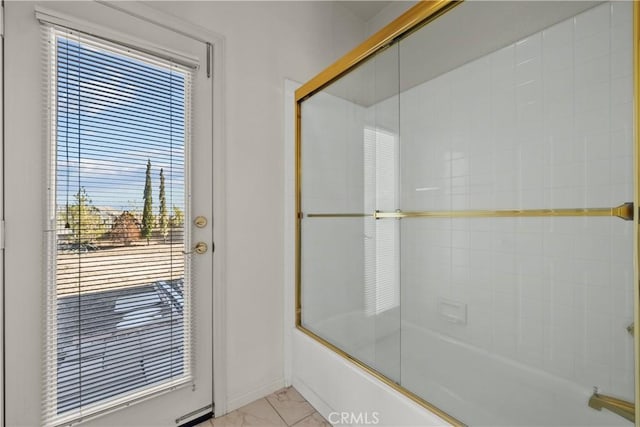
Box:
[295,311,629,426]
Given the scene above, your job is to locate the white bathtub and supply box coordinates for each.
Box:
[295,311,629,426]
[401,322,628,426]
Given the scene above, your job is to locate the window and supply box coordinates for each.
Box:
[44,26,193,425]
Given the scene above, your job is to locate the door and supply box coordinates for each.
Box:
[4,2,213,426]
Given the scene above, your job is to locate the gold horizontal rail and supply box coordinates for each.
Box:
[306,213,374,218]
[588,391,635,423]
[305,202,634,221]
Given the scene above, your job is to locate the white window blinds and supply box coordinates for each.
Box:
[44,25,193,426]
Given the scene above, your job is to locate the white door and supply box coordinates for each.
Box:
[4,2,213,426]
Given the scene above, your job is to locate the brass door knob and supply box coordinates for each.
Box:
[194,242,208,254]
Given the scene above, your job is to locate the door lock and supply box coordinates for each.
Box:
[194,216,208,228]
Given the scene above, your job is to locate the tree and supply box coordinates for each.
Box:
[158,168,169,242]
[141,159,154,244]
[110,211,141,246]
[62,187,105,243]
[170,205,184,228]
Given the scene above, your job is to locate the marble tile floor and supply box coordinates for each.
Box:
[197,387,331,427]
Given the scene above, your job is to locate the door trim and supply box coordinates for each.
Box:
[634,1,640,423]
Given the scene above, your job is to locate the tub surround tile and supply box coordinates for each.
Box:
[394,0,634,403]
[543,19,573,50]
[574,3,609,40]
[515,33,541,64]
[266,387,316,426]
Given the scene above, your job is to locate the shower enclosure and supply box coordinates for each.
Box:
[296,1,638,425]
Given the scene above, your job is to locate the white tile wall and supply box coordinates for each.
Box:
[301,92,366,215]
[399,1,634,404]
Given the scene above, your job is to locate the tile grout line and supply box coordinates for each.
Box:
[266,388,320,427]
[265,393,292,426]
[291,412,315,427]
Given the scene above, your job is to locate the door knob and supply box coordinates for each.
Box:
[194,242,208,254]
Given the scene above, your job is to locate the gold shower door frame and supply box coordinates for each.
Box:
[294,1,640,425]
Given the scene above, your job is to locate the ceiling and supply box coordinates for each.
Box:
[338,1,392,21]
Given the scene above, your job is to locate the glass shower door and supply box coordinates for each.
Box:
[397,2,635,425]
[299,43,401,382]
[297,1,637,425]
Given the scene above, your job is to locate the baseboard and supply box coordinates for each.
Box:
[292,375,335,422]
[225,377,286,413]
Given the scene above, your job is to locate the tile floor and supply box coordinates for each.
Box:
[198,387,331,427]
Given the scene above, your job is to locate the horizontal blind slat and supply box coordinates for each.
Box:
[57,43,186,85]
[58,42,186,84]
[56,104,185,135]
[57,95,185,124]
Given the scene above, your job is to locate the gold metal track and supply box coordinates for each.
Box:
[305,202,634,221]
[306,213,374,218]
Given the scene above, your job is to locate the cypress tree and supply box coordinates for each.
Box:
[142,159,153,244]
[158,168,168,243]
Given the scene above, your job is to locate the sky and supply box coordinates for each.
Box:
[56,34,187,218]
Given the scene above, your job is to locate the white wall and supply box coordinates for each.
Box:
[146,0,366,413]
